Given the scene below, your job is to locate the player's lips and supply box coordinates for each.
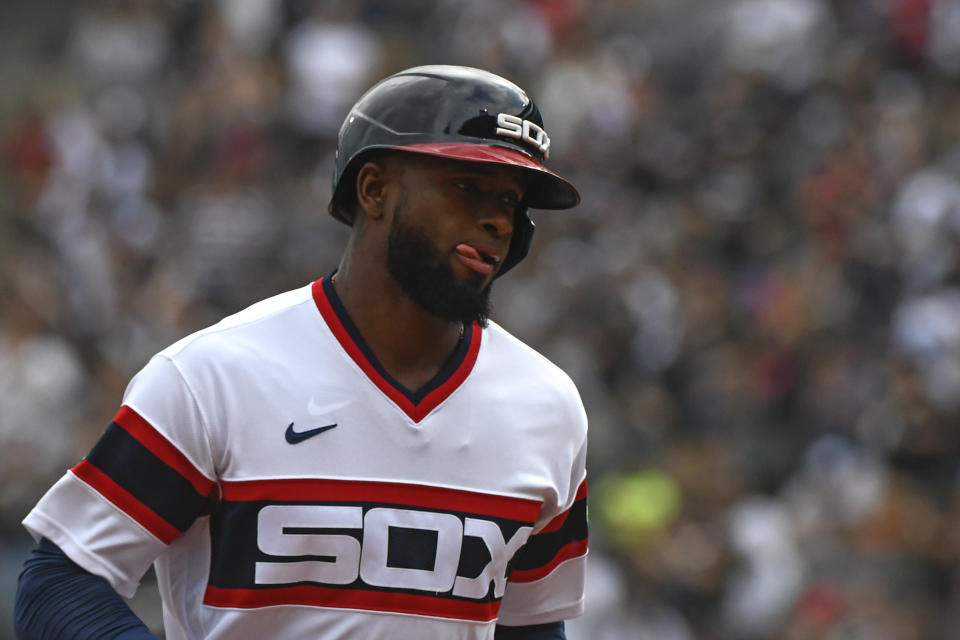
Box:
[455,243,500,275]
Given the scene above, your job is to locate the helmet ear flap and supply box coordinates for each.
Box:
[328,164,357,225]
[496,209,534,278]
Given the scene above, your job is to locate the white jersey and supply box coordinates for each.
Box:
[23,275,588,640]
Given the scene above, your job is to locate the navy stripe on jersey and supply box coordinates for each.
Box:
[208,500,530,590]
[71,407,215,544]
[509,481,588,583]
[313,274,482,423]
[204,478,541,621]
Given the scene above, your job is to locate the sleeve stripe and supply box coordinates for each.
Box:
[538,510,569,534]
[575,478,588,501]
[508,479,587,583]
[537,479,587,534]
[508,539,588,583]
[114,406,214,496]
[81,418,212,535]
[71,460,180,544]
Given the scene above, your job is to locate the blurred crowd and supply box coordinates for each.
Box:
[3,0,960,638]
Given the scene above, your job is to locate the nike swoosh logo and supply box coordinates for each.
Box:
[285,422,337,444]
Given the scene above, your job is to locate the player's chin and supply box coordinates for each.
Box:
[451,259,495,289]
[468,271,497,292]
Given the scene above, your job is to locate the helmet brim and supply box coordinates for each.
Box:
[394,143,580,210]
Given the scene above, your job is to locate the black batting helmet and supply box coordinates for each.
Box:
[328,65,579,276]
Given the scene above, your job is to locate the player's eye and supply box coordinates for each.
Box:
[453,179,476,193]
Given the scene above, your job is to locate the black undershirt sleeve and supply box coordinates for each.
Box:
[495,621,567,639]
[14,538,159,640]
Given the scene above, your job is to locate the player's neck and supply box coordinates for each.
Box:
[330,265,465,391]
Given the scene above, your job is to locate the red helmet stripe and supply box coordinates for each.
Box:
[393,143,579,209]
[394,143,545,169]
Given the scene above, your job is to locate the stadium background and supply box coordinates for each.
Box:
[2,1,960,638]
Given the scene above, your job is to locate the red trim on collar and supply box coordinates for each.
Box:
[311,279,481,423]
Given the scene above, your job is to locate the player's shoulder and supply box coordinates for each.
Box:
[480,321,587,441]
[159,283,316,361]
[482,320,581,399]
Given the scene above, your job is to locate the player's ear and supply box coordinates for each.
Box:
[355,159,390,221]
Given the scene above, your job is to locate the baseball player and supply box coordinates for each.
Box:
[15,65,588,640]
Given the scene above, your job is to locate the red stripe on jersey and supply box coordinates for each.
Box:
[507,539,588,583]
[113,406,215,497]
[203,584,501,621]
[538,510,569,535]
[311,279,481,423]
[574,478,588,502]
[220,477,541,522]
[538,479,587,534]
[71,460,180,544]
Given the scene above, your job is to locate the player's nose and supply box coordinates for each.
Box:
[477,205,514,239]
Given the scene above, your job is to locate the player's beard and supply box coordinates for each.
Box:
[386,193,493,327]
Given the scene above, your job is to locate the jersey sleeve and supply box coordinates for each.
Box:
[22,355,217,598]
[497,390,588,627]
